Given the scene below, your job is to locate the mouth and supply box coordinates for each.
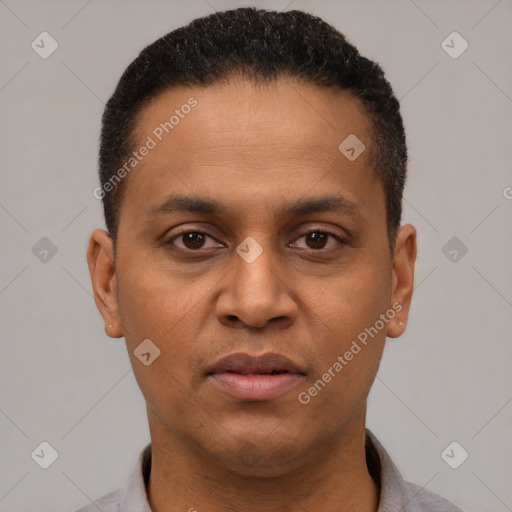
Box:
[205,352,306,401]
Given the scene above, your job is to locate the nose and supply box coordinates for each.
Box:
[216,240,298,330]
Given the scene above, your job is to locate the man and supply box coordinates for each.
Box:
[81,7,462,512]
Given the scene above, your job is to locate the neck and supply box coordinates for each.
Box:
[146,410,379,512]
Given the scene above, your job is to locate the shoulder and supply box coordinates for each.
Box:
[403,481,464,511]
[365,429,464,512]
[73,487,123,512]
[72,442,151,512]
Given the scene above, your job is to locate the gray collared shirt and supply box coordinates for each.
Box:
[75,430,463,511]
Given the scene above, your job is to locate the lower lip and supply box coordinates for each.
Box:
[208,372,304,401]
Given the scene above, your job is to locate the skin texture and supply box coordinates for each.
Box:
[87,77,417,512]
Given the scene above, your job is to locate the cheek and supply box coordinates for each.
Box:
[299,252,391,404]
[309,250,392,338]
[116,254,202,341]
[114,259,206,395]
[115,266,202,422]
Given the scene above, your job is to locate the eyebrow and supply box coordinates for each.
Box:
[146,193,360,219]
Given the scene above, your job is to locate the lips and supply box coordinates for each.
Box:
[206,352,306,401]
[206,352,305,377]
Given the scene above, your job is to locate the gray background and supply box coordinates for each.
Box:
[1,0,511,511]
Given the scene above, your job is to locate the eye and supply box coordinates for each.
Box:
[167,231,222,251]
[291,230,346,250]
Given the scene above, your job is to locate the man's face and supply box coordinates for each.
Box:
[90,78,414,475]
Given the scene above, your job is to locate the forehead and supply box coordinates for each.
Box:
[134,77,372,163]
[120,77,382,225]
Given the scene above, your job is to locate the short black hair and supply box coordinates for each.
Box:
[98,7,407,254]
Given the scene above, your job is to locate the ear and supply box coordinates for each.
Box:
[387,224,417,338]
[86,229,123,338]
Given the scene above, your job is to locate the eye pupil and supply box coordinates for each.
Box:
[183,232,205,249]
[306,231,328,249]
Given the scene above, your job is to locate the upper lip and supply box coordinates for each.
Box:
[206,352,305,376]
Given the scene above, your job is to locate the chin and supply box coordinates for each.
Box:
[205,432,308,478]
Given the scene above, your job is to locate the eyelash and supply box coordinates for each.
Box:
[165,229,348,253]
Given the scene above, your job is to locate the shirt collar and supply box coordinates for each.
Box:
[119,442,152,512]
[365,429,418,511]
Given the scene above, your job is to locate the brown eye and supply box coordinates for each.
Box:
[169,231,219,251]
[182,232,206,249]
[291,230,346,251]
[305,231,329,249]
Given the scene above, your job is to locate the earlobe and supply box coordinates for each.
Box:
[387,224,417,339]
[86,229,123,338]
